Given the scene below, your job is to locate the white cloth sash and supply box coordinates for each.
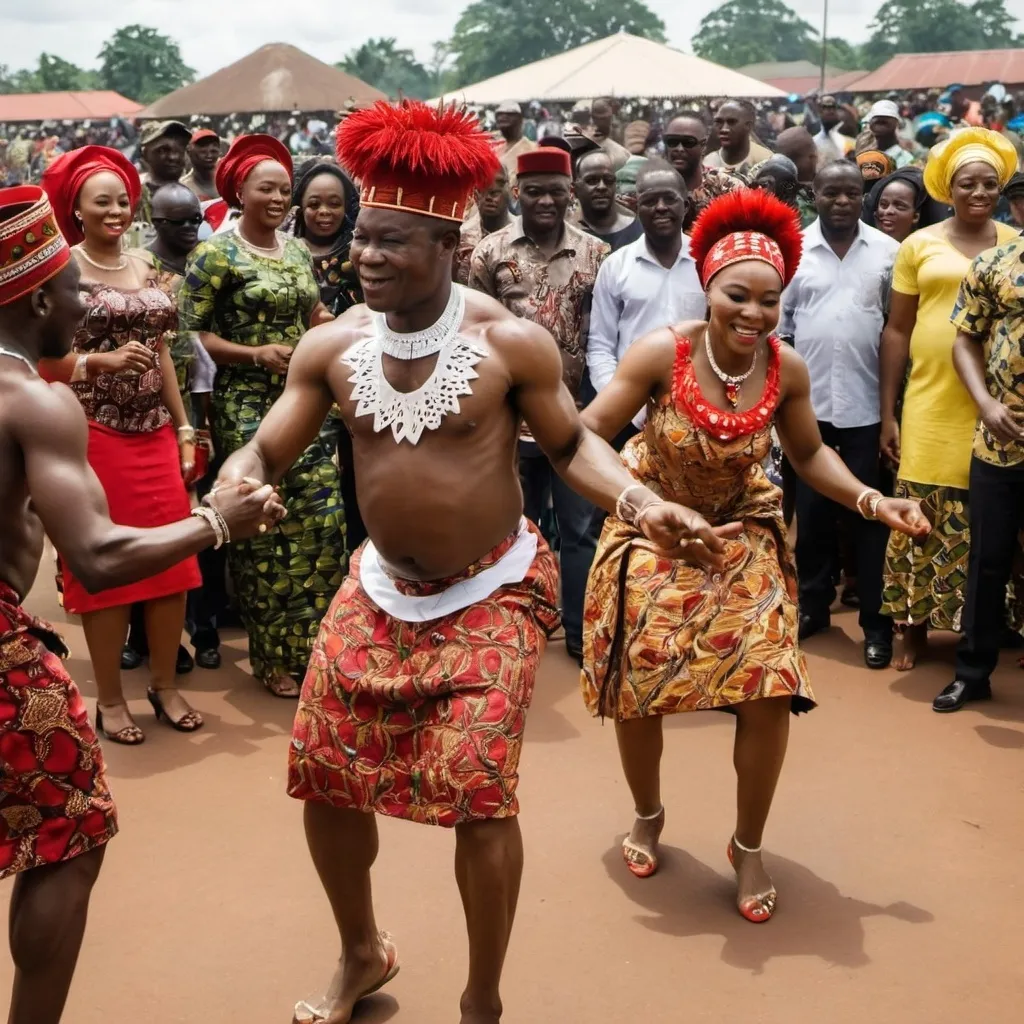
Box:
[358,518,537,623]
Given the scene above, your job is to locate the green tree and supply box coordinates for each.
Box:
[864,0,1020,69]
[692,0,817,67]
[817,38,865,72]
[36,53,89,91]
[339,37,433,99]
[0,64,41,94]
[448,0,666,87]
[98,25,194,103]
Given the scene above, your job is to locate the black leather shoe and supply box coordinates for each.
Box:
[566,639,584,668]
[194,646,221,670]
[864,639,893,670]
[120,644,144,671]
[175,644,194,675]
[932,679,992,713]
[798,613,830,642]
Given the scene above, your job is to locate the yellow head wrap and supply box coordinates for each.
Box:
[924,127,1018,204]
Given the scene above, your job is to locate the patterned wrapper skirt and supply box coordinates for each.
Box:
[60,421,200,614]
[882,478,1024,631]
[0,583,118,879]
[582,515,815,721]
[287,522,561,827]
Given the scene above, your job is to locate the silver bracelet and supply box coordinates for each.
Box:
[70,354,89,383]
[190,506,229,549]
[634,500,665,534]
[615,484,652,526]
[855,488,884,521]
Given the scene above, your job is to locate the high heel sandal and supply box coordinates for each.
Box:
[95,703,145,745]
[727,835,777,923]
[621,806,664,879]
[147,688,204,732]
[264,673,302,699]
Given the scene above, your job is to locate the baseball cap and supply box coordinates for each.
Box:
[867,100,901,122]
[1003,171,1024,198]
[190,128,220,144]
[140,120,191,148]
[495,100,522,115]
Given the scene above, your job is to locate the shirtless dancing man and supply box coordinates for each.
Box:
[0,185,282,1023]
[214,103,738,1024]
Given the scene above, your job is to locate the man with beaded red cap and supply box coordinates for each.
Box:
[0,184,282,1023]
[210,100,737,1024]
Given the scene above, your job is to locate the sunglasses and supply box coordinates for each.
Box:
[663,134,705,149]
[153,215,203,227]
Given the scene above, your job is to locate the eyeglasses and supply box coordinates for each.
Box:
[662,135,705,150]
[152,215,203,227]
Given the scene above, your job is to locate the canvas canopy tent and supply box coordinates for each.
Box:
[436,32,786,105]
[140,43,386,118]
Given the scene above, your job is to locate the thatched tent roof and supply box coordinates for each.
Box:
[140,43,386,117]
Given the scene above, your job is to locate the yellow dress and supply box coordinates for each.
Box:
[581,336,815,721]
[895,220,1019,490]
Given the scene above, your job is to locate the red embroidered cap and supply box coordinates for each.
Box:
[517,146,572,178]
[0,185,71,306]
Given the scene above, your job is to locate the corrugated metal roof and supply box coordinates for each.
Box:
[437,33,786,104]
[0,91,142,123]
[741,61,841,80]
[141,43,385,117]
[854,49,1024,92]
[762,70,870,95]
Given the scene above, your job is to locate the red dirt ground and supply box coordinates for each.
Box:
[3,576,1024,1023]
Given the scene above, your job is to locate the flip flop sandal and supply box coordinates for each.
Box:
[293,932,400,1023]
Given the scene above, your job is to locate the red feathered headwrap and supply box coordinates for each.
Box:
[689,189,803,289]
[41,145,141,245]
[337,101,500,222]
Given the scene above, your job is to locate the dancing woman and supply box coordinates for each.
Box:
[178,136,346,697]
[580,190,929,922]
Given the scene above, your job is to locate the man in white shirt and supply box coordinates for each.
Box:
[780,161,899,668]
[813,95,853,166]
[588,159,707,440]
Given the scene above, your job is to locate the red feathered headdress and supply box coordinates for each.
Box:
[337,101,500,223]
[689,189,803,289]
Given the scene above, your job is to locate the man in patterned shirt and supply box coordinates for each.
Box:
[453,166,511,285]
[468,146,610,662]
[661,110,737,231]
[936,239,1024,711]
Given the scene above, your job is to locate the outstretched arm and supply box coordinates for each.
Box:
[18,382,280,593]
[216,323,337,486]
[775,347,928,537]
[499,320,740,567]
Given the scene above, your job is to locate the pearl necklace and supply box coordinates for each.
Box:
[234,225,285,258]
[705,331,757,408]
[375,285,465,361]
[0,346,37,374]
[73,243,127,272]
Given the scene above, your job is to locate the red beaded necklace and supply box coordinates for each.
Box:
[670,333,782,442]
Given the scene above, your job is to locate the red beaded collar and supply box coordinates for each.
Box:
[670,333,782,442]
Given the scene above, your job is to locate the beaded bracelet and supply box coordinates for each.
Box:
[190,506,230,549]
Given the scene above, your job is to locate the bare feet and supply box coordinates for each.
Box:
[460,1012,501,1024]
[728,838,777,923]
[293,933,399,1024]
[893,623,927,672]
[459,993,502,1024]
[622,806,665,878]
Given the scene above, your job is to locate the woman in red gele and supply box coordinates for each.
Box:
[580,189,929,922]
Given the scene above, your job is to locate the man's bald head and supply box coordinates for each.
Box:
[150,183,202,256]
[775,127,817,183]
[151,182,201,219]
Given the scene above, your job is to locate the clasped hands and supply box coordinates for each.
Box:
[205,476,287,541]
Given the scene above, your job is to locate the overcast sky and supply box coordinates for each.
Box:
[2,0,1022,77]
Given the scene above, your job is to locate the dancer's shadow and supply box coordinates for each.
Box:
[602,841,933,974]
[975,724,1024,748]
[350,994,399,1022]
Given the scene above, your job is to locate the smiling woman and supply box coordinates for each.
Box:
[177,135,346,699]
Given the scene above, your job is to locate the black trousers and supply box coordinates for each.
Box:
[955,456,1024,685]
[795,421,891,640]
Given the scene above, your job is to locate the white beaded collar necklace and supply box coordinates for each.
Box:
[374,285,465,360]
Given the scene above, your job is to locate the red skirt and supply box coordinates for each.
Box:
[0,581,118,879]
[60,421,200,615]
[287,522,561,827]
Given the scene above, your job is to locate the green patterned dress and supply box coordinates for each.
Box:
[178,231,346,690]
